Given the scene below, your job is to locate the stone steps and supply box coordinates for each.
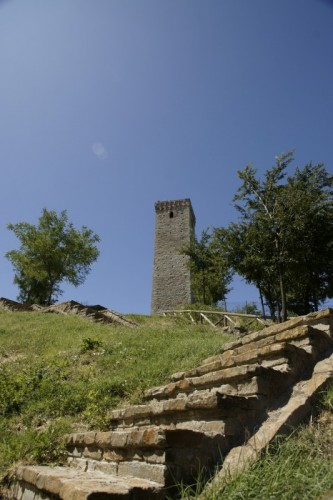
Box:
[171,323,332,382]
[141,345,310,404]
[4,309,333,500]
[0,297,137,328]
[65,427,168,484]
[201,351,333,496]
[107,390,269,431]
[10,465,165,500]
[65,426,231,488]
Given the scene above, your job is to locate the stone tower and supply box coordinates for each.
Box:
[151,198,196,314]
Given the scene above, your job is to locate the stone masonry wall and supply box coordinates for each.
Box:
[151,199,195,314]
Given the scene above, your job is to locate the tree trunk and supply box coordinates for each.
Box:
[279,269,287,322]
[265,286,276,321]
[258,284,266,320]
[202,270,207,305]
[47,281,55,306]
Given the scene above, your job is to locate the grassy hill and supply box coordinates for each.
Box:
[0,309,332,499]
[0,309,230,478]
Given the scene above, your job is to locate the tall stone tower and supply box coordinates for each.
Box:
[151,198,196,314]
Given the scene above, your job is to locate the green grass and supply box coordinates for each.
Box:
[0,310,231,477]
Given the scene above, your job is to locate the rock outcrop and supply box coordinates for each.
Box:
[4,309,333,499]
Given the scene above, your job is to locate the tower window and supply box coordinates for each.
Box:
[169,211,174,218]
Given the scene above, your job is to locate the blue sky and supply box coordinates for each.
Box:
[0,0,332,313]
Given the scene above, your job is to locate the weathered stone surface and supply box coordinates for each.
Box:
[102,450,128,462]
[143,378,193,400]
[67,428,168,467]
[176,329,314,382]
[155,398,187,414]
[189,364,258,389]
[118,461,167,484]
[127,428,166,448]
[66,432,96,446]
[180,357,226,378]
[148,365,268,400]
[122,404,154,420]
[94,431,112,449]
[170,370,186,381]
[142,450,166,464]
[201,351,333,497]
[82,448,103,460]
[104,430,128,448]
[185,390,219,410]
[7,466,165,499]
[151,199,195,314]
[237,375,271,396]
[70,457,120,476]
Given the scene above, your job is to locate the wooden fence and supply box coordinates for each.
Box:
[161,309,268,329]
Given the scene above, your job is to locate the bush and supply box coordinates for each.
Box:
[80,337,103,352]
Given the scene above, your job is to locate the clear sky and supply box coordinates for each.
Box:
[0,0,332,314]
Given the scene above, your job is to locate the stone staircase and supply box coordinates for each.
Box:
[4,309,333,499]
[0,297,137,328]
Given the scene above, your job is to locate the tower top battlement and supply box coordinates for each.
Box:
[154,198,196,225]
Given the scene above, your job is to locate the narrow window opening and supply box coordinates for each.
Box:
[169,211,174,218]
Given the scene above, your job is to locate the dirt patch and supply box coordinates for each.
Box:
[0,353,25,365]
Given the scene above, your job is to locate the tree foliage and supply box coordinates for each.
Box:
[6,209,100,305]
[225,153,333,320]
[182,228,233,307]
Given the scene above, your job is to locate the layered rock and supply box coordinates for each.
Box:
[4,309,333,499]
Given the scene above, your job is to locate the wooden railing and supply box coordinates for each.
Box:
[161,309,268,329]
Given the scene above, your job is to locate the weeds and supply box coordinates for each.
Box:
[0,418,72,476]
[0,310,227,475]
[80,337,104,352]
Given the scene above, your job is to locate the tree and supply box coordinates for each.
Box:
[6,209,100,305]
[182,228,233,307]
[209,228,234,308]
[225,220,281,321]
[227,153,333,320]
[280,163,333,313]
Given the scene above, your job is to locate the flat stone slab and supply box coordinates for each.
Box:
[9,465,164,499]
[67,427,166,450]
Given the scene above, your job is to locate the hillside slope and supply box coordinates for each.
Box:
[1,310,333,499]
[0,309,228,480]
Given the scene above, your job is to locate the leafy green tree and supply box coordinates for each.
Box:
[224,221,278,320]
[6,209,100,305]
[182,228,233,307]
[209,228,234,308]
[281,163,333,313]
[227,153,333,320]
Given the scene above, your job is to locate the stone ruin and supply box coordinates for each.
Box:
[3,309,333,499]
[0,297,137,328]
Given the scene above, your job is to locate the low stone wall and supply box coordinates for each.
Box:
[0,297,137,328]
